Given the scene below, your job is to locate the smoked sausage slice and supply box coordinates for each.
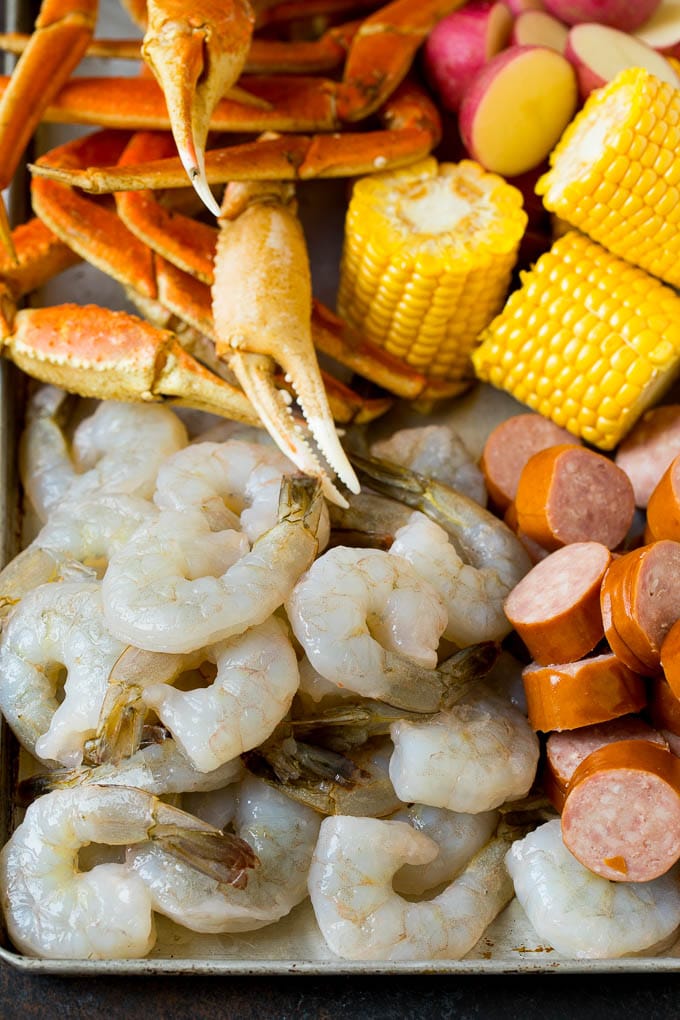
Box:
[543,716,667,810]
[600,541,680,675]
[522,654,646,732]
[480,414,579,513]
[504,542,611,665]
[615,405,680,508]
[646,454,680,542]
[515,445,635,552]
[561,740,680,882]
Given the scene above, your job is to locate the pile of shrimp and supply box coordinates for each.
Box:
[0,387,676,964]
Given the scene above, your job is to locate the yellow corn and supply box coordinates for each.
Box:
[537,67,680,288]
[337,158,527,383]
[471,231,680,450]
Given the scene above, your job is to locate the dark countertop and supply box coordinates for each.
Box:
[1,967,679,1018]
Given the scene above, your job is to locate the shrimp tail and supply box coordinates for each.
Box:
[152,827,259,889]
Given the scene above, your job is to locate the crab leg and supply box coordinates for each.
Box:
[0,20,359,76]
[139,0,256,216]
[0,0,96,258]
[0,302,261,425]
[28,79,440,192]
[213,179,358,505]
[111,130,432,400]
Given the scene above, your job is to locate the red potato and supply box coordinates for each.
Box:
[636,0,680,59]
[423,1,513,113]
[458,45,578,176]
[505,0,545,11]
[511,10,569,51]
[565,22,680,98]
[543,0,661,32]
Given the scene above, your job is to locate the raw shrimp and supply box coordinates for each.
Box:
[153,439,306,542]
[285,546,451,711]
[370,425,487,506]
[23,740,246,800]
[97,616,300,773]
[308,815,513,960]
[102,475,324,653]
[127,775,321,933]
[506,820,680,959]
[389,690,539,813]
[20,386,187,522]
[350,452,531,646]
[0,581,128,767]
[0,493,158,616]
[0,784,257,959]
[391,804,500,896]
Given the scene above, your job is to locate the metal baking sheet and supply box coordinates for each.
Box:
[2,0,680,976]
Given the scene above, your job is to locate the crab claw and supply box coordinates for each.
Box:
[0,302,262,426]
[141,0,256,216]
[212,179,360,507]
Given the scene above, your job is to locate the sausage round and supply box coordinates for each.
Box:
[480,414,579,513]
[543,716,667,810]
[650,678,680,737]
[504,541,611,665]
[561,740,680,882]
[522,654,647,732]
[661,618,680,701]
[646,454,680,542]
[600,541,680,675]
[515,445,635,552]
[615,405,680,508]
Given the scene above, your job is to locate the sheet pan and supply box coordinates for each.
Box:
[1,0,680,975]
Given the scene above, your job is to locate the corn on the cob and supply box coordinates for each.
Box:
[537,68,680,289]
[471,231,680,450]
[337,158,526,383]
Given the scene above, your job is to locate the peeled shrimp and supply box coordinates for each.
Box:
[370,425,486,506]
[308,816,513,960]
[102,475,323,652]
[0,493,158,615]
[20,387,187,522]
[128,775,321,933]
[351,452,531,646]
[153,439,302,542]
[0,581,128,767]
[0,784,256,959]
[286,546,450,711]
[389,690,539,813]
[98,616,300,773]
[391,804,500,896]
[506,820,680,959]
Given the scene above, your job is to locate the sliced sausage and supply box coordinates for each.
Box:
[543,716,667,810]
[646,454,680,542]
[650,678,680,737]
[615,405,680,508]
[504,542,611,665]
[480,414,579,513]
[515,445,635,552]
[522,654,646,733]
[600,541,680,675]
[662,618,680,700]
[561,739,680,882]
[503,502,550,565]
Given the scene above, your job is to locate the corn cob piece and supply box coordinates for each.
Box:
[537,67,680,289]
[472,231,680,450]
[337,158,527,384]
